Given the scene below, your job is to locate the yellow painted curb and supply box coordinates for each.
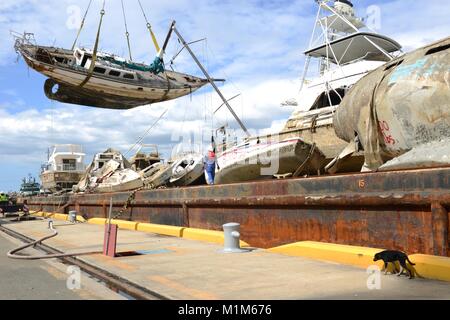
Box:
[136,223,184,237]
[88,218,107,225]
[410,254,450,282]
[268,241,386,269]
[30,211,45,217]
[110,219,138,231]
[182,228,250,247]
[32,211,87,223]
[76,215,87,223]
[53,213,69,221]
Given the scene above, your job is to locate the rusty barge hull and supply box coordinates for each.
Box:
[24,167,450,257]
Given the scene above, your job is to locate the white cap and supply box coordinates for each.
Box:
[207,146,214,152]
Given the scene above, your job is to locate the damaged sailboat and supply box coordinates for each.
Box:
[74,148,143,193]
[13,1,209,109]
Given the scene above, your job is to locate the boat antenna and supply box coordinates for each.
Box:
[137,0,161,54]
[121,0,133,61]
[124,109,169,157]
[71,0,93,51]
[171,22,251,138]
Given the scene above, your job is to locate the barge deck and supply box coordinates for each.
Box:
[23,167,450,257]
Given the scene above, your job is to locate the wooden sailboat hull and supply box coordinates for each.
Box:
[16,43,208,109]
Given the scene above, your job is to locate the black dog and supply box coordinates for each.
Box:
[373,250,416,279]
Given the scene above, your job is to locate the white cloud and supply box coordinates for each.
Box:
[0,0,449,190]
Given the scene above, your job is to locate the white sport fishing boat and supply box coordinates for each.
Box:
[40,145,86,193]
[215,0,402,184]
[281,0,401,172]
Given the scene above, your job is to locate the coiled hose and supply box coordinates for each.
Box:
[7,221,102,260]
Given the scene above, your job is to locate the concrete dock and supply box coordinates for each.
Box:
[1,218,449,300]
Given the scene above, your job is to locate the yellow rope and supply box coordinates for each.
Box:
[138,0,161,53]
[78,1,105,88]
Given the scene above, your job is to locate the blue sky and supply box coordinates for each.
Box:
[0,0,449,191]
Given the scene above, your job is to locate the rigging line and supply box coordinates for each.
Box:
[71,0,93,51]
[137,0,161,54]
[124,109,169,157]
[78,0,106,88]
[121,0,133,61]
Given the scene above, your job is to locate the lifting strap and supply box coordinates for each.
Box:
[137,0,161,54]
[78,1,105,88]
[71,0,93,51]
[121,0,133,61]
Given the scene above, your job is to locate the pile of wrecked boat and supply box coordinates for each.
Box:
[39,144,207,194]
[18,0,449,195]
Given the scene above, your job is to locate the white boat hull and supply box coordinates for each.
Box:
[215,138,325,184]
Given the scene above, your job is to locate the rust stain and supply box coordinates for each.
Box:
[93,255,138,272]
[24,167,450,257]
[148,275,219,300]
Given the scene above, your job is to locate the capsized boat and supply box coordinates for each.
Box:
[332,36,450,172]
[74,148,143,193]
[142,162,172,189]
[215,135,325,185]
[94,168,143,193]
[169,153,205,187]
[13,36,208,109]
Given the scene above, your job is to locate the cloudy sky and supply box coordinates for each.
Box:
[0,0,449,191]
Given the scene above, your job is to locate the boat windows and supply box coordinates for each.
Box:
[425,43,450,56]
[94,67,106,74]
[109,70,121,77]
[62,159,76,171]
[311,88,346,110]
[81,55,90,68]
[123,73,135,80]
[54,57,65,63]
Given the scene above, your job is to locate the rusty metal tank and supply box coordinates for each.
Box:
[333,36,450,171]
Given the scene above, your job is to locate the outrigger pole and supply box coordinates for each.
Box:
[168,21,251,138]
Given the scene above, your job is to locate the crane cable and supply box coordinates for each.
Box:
[121,0,133,61]
[124,108,169,157]
[71,0,93,51]
[78,0,106,88]
[137,0,161,54]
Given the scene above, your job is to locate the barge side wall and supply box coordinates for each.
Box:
[24,167,450,256]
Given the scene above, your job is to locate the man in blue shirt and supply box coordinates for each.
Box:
[204,146,217,185]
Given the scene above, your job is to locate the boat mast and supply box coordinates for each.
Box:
[171,22,251,138]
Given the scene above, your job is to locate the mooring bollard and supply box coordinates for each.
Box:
[68,211,77,223]
[222,223,247,253]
